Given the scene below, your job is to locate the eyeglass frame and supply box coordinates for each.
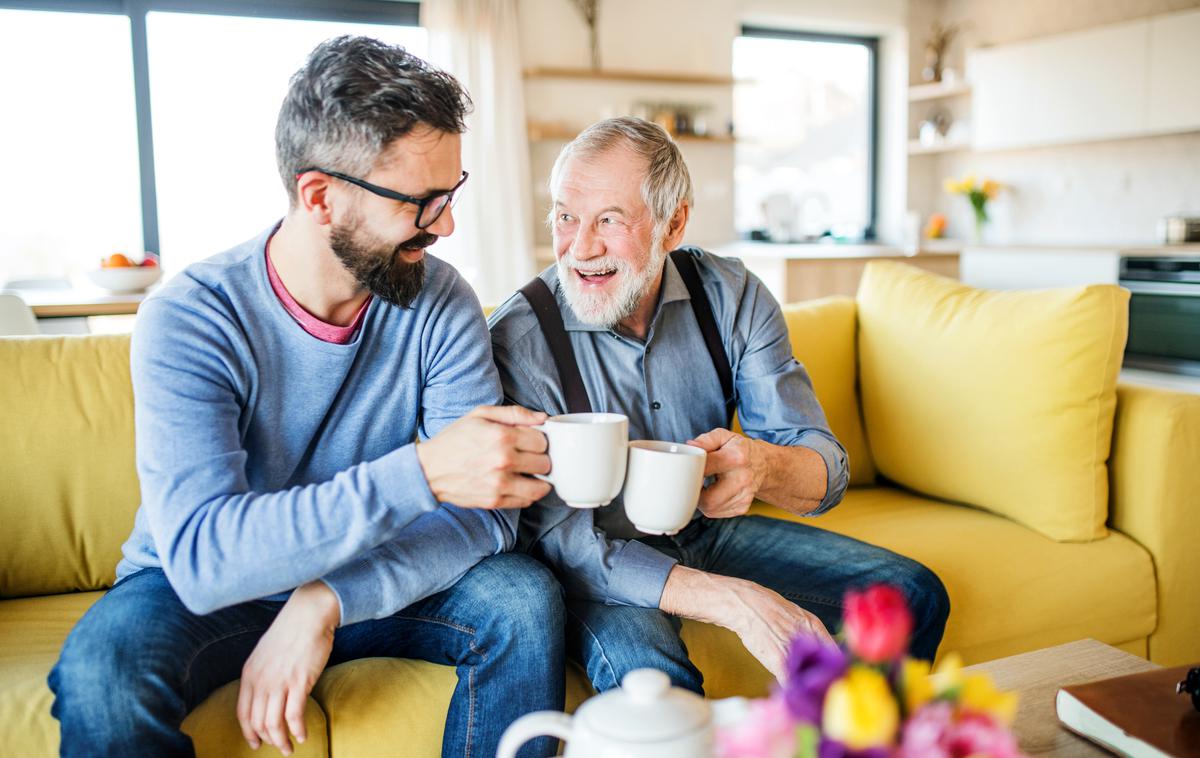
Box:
[295,167,469,229]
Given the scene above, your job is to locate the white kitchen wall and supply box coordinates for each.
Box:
[515,0,909,250]
[908,0,1200,245]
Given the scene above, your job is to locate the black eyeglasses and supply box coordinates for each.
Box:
[297,168,468,229]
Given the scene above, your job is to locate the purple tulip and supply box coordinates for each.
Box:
[818,738,892,758]
[781,635,849,724]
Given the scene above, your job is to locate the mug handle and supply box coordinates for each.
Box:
[496,711,574,758]
[530,423,553,485]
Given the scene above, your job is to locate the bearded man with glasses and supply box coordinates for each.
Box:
[48,36,562,758]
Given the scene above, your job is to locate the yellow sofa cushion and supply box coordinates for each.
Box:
[0,592,328,757]
[780,297,875,486]
[0,336,140,597]
[855,262,1129,542]
[758,486,1155,665]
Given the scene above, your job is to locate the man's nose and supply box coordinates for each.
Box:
[425,203,455,238]
[571,224,602,259]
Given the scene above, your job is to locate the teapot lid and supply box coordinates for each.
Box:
[577,669,710,743]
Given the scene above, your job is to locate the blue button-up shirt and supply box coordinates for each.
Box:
[487,247,848,609]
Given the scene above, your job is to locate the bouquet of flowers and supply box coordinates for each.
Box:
[716,585,1024,758]
[943,175,1003,243]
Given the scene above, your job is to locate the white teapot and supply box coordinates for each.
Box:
[497,668,714,758]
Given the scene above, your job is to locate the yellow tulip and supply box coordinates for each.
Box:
[982,179,1001,199]
[942,177,960,194]
[961,673,1019,725]
[962,174,977,191]
[822,666,899,750]
[900,658,934,714]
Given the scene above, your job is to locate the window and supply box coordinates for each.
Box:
[733,27,878,243]
[0,1,422,284]
[147,12,426,270]
[0,9,143,284]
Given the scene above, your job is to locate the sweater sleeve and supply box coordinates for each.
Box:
[131,296,441,615]
[320,276,515,625]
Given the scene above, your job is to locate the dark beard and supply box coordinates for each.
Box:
[329,223,434,309]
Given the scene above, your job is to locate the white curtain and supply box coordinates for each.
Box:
[422,0,536,306]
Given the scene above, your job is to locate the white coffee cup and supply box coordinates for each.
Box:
[622,441,707,535]
[534,413,629,509]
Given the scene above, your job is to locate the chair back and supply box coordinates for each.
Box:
[0,293,39,335]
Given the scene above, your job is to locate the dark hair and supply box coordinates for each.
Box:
[275,35,472,205]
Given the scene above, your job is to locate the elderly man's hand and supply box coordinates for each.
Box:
[687,428,769,519]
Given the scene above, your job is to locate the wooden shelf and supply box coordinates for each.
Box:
[523,66,735,86]
[908,138,970,155]
[908,81,971,102]
[529,122,734,143]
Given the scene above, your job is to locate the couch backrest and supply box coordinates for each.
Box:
[779,297,875,487]
[0,300,873,598]
[0,335,139,597]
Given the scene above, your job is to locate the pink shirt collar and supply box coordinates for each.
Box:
[265,237,372,345]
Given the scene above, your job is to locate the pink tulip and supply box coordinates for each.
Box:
[842,585,914,663]
[715,693,797,758]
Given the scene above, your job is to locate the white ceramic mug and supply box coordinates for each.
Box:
[622,441,706,535]
[533,413,628,509]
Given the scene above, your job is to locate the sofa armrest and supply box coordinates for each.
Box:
[1108,382,1200,665]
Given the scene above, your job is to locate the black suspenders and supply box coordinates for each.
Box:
[519,276,594,414]
[519,249,736,424]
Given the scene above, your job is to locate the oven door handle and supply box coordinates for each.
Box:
[1120,280,1200,297]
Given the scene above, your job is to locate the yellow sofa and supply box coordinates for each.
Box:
[2,293,1198,757]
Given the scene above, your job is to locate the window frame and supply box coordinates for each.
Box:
[738,24,880,241]
[1,0,421,256]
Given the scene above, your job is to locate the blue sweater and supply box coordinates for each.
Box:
[117,225,511,625]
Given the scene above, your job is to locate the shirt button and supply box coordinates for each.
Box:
[651,401,662,411]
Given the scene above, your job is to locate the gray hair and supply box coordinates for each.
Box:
[548,117,694,238]
[275,36,472,206]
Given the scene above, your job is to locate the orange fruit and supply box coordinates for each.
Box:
[103,253,135,268]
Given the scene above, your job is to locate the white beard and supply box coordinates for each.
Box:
[558,238,667,328]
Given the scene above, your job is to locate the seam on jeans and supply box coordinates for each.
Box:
[566,605,618,690]
[395,615,484,756]
[464,662,475,758]
[181,626,272,689]
[780,592,844,611]
[393,614,477,635]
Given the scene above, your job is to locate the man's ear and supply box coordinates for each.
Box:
[662,203,691,250]
[295,171,334,226]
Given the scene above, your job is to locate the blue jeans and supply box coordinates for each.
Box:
[49,553,565,758]
[567,515,950,695]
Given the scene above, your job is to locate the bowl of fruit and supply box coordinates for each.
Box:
[87,252,162,293]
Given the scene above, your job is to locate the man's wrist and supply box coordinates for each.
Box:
[660,566,747,634]
[293,580,341,630]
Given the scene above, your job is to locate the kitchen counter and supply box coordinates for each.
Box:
[714,240,961,262]
[713,240,960,303]
[964,243,1200,257]
[961,243,1200,291]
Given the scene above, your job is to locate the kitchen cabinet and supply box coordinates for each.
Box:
[1148,9,1200,134]
[969,20,1150,150]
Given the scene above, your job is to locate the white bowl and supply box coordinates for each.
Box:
[86,267,162,293]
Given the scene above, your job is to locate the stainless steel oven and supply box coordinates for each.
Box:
[1120,257,1200,376]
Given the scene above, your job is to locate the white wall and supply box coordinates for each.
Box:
[516,0,909,248]
[907,0,1200,245]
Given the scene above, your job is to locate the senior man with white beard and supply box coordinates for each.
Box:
[487,117,950,693]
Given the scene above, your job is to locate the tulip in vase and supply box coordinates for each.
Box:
[716,584,1024,758]
[944,175,1002,244]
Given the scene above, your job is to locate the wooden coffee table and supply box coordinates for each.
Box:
[964,638,1160,756]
